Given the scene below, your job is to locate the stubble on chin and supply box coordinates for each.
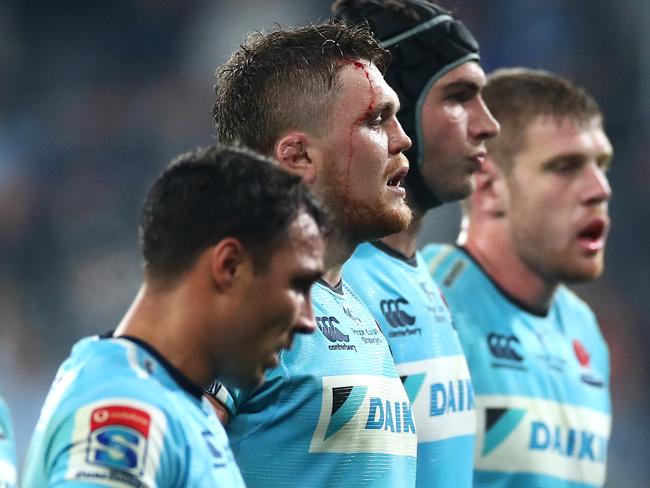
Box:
[317,153,412,244]
[557,255,606,284]
[333,196,412,243]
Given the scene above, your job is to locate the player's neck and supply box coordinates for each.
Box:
[462,225,558,313]
[321,231,356,287]
[115,282,214,389]
[380,210,424,259]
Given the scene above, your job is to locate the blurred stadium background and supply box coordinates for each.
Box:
[1,1,648,485]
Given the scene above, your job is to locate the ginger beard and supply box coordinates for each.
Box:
[320,148,412,244]
[315,60,412,244]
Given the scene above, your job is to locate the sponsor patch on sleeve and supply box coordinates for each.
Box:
[63,399,167,487]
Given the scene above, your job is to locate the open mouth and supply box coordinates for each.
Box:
[577,219,608,252]
[387,168,408,188]
[469,151,486,171]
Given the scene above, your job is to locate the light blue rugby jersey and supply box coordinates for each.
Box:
[344,242,476,488]
[221,280,417,487]
[23,335,245,488]
[0,395,18,488]
[423,244,611,488]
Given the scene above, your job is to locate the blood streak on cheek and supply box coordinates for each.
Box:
[343,60,378,200]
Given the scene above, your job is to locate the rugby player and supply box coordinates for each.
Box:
[209,20,418,487]
[22,146,326,486]
[335,1,499,485]
[424,68,613,487]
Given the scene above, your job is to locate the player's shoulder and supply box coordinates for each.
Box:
[30,391,176,487]
[71,337,156,386]
[346,242,426,298]
[421,243,468,278]
[555,285,596,317]
[311,277,368,312]
[348,241,381,263]
[341,279,376,316]
[554,285,604,340]
[420,242,457,263]
[344,242,396,282]
[421,243,484,291]
[52,336,186,420]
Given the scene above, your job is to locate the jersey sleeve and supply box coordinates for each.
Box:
[205,381,238,418]
[43,398,180,487]
[205,380,254,418]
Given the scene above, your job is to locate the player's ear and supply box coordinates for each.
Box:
[473,156,508,217]
[209,238,250,291]
[274,132,317,184]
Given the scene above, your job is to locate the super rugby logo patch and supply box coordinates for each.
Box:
[65,399,166,485]
[87,405,151,473]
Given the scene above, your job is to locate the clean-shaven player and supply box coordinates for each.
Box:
[210,21,418,487]
[335,1,498,486]
[424,68,613,487]
[23,146,326,486]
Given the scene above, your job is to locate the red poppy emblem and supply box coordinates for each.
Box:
[573,339,590,367]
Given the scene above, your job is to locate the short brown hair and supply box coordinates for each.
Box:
[214,20,390,154]
[483,68,602,173]
[141,145,327,284]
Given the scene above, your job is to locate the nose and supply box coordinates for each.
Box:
[470,96,500,142]
[388,116,412,155]
[583,162,612,206]
[294,293,317,335]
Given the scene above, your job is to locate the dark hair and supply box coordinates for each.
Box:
[213,19,390,154]
[140,145,326,283]
[333,0,481,209]
[483,68,603,173]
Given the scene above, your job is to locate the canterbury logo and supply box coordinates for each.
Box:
[316,316,350,343]
[487,333,524,361]
[380,298,416,327]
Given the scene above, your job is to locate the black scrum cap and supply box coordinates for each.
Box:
[335,0,480,208]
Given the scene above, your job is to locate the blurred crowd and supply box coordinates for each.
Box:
[1,1,648,485]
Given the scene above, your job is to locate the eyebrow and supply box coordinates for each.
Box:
[441,80,482,94]
[367,100,400,119]
[542,151,614,170]
[293,269,324,285]
[542,153,585,168]
[598,153,614,169]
